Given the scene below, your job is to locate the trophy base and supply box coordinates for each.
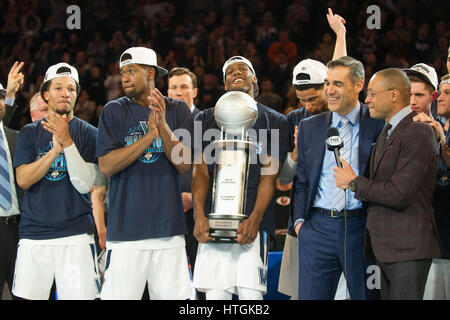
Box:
[208,214,247,243]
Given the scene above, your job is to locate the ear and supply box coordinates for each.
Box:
[193,88,198,99]
[354,79,364,93]
[252,75,258,85]
[147,67,156,81]
[43,91,49,102]
[391,89,399,102]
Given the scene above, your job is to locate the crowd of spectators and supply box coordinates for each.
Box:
[0,0,448,130]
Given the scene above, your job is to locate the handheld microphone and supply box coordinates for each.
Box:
[326,127,343,168]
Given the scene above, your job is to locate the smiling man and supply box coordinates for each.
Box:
[293,56,384,300]
[12,62,102,300]
[192,56,290,300]
[333,68,440,300]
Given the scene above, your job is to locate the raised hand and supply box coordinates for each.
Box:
[326,8,346,36]
[6,61,25,98]
[42,112,73,148]
[146,102,160,139]
[148,88,167,128]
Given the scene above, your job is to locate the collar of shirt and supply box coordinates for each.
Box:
[331,102,361,128]
[387,105,412,137]
[190,104,196,113]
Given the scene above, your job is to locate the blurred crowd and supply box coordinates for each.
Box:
[0,0,448,130]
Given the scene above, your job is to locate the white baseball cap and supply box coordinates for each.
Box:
[222,56,257,82]
[44,62,79,86]
[402,63,438,91]
[119,47,168,77]
[222,56,259,97]
[0,83,5,97]
[292,59,327,86]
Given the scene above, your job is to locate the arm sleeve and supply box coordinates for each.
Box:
[64,143,97,194]
[278,153,297,184]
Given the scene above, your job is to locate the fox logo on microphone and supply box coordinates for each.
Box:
[326,136,343,149]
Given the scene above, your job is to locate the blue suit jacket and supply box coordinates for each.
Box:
[293,104,384,222]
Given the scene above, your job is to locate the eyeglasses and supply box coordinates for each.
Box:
[366,88,394,98]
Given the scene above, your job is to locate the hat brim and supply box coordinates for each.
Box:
[402,69,436,90]
[154,66,168,78]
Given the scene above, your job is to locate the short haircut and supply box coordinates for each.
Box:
[326,56,365,84]
[168,67,198,89]
[407,75,435,93]
[441,74,450,82]
[29,92,41,111]
[294,83,324,91]
[39,66,81,102]
[375,68,411,103]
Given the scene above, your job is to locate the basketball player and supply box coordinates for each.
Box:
[192,56,290,300]
[96,47,194,300]
[12,62,101,300]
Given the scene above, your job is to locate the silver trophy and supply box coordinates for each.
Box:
[208,91,258,242]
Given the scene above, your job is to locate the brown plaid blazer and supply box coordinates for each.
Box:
[354,111,441,263]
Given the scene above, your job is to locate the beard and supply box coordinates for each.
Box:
[55,109,71,116]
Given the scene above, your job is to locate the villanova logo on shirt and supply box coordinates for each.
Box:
[124,121,164,164]
[37,142,67,181]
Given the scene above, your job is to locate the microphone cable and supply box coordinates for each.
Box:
[344,189,349,300]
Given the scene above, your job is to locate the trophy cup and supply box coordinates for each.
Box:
[208,91,258,242]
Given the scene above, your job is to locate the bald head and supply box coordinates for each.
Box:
[373,68,411,105]
[366,68,412,122]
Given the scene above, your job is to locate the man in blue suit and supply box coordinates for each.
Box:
[294,56,384,300]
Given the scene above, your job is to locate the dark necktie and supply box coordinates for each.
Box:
[0,130,12,211]
[374,123,392,164]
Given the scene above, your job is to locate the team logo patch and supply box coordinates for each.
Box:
[124,121,164,164]
[37,142,67,181]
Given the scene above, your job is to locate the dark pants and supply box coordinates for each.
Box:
[298,212,375,300]
[376,259,432,300]
[0,222,19,300]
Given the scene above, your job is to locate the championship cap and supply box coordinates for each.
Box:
[44,62,79,86]
[222,56,257,81]
[222,56,259,97]
[292,59,327,86]
[119,47,168,77]
[402,63,438,91]
[0,83,5,98]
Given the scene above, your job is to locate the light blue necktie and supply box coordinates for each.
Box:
[0,130,12,211]
[332,117,352,211]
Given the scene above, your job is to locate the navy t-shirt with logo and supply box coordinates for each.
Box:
[96,96,194,241]
[194,102,290,234]
[13,116,97,240]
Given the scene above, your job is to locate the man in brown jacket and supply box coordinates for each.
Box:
[333,68,440,299]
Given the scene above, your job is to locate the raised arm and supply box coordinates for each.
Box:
[16,134,62,190]
[98,110,159,178]
[326,8,347,60]
[148,88,191,174]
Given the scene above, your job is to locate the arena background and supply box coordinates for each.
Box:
[0,0,448,131]
[0,0,448,303]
